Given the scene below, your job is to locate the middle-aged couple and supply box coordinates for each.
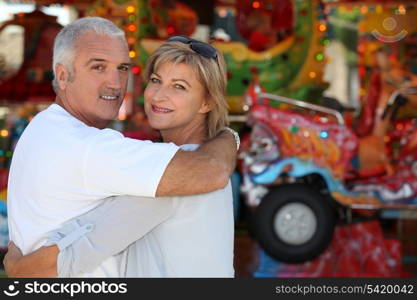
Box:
[4,16,239,278]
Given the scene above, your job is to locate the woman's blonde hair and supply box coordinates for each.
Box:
[144,40,229,139]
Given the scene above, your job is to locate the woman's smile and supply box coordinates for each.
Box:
[143,61,211,145]
[151,104,174,114]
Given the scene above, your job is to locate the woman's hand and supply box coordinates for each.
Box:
[3,242,59,278]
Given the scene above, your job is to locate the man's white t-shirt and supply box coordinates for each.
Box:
[7,103,179,277]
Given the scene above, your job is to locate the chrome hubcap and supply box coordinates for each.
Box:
[273,202,317,245]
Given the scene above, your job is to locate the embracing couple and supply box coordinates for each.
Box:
[4,17,238,278]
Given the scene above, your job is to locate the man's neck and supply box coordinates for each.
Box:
[55,96,108,129]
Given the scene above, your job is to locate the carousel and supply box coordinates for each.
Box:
[0,0,416,277]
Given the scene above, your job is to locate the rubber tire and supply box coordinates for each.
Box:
[252,184,335,264]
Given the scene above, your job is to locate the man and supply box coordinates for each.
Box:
[6,17,237,277]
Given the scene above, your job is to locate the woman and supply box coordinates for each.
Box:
[5,36,236,277]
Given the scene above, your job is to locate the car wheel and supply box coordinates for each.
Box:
[252,184,335,263]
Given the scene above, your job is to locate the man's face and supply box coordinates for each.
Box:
[60,33,131,128]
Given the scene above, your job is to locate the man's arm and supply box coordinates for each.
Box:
[3,242,58,278]
[156,130,237,197]
[4,195,174,277]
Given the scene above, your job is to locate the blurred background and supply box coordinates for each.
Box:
[1,0,417,278]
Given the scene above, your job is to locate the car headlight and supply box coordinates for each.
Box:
[248,123,279,162]
[249,161,270,174]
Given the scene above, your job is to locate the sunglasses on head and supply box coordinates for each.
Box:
[167,36,218,59]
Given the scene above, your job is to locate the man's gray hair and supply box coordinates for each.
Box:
[52,17,126,91]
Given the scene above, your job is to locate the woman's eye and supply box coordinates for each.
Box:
[150,77,160,84]
[174,84,185,90]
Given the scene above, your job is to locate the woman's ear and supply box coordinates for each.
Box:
[56,64,70,90]
[199,99,213,114]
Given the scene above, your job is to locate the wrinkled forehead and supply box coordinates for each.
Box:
[74,33,130,62]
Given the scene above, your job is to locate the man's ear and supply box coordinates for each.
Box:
[55,64,70,90]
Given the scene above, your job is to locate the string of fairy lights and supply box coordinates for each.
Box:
[1,0,416,162]
[0,110,30,164]
[124,3,142,76]
[328,3,411,15]
[125,4,138,60]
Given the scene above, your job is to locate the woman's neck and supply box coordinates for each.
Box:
[160,122,206,145]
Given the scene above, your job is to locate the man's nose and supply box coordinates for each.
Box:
[106,70,122,89]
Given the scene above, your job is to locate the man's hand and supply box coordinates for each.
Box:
[3,242,23,277]
[3,242,58,278]
[156,129,237,197]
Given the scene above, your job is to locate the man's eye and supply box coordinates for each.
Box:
[119,65,130,72]
[92,65,105,71]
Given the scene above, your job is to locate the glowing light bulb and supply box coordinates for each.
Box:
[361,6,368,14]
[320,131,329,139]
[318,24,327,32]
[397,5,406,15]
[252,1,260,9]
[127,24,137,32]
[0,129,8,137]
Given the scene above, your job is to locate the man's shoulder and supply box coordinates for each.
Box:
[19,104,101,147]
[29,104,98,134]
[29,104,73,126]
[87,128,124,144]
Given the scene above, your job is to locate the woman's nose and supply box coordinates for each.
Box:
[151,85,169,102]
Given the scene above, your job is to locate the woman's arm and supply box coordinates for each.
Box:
[4,242,58,278]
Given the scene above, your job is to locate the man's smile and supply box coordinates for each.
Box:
[99,95,120,101]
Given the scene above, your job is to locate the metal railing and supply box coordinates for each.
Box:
[258,92,345,125]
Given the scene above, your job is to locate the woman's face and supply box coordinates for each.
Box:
[144,61,211,133]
